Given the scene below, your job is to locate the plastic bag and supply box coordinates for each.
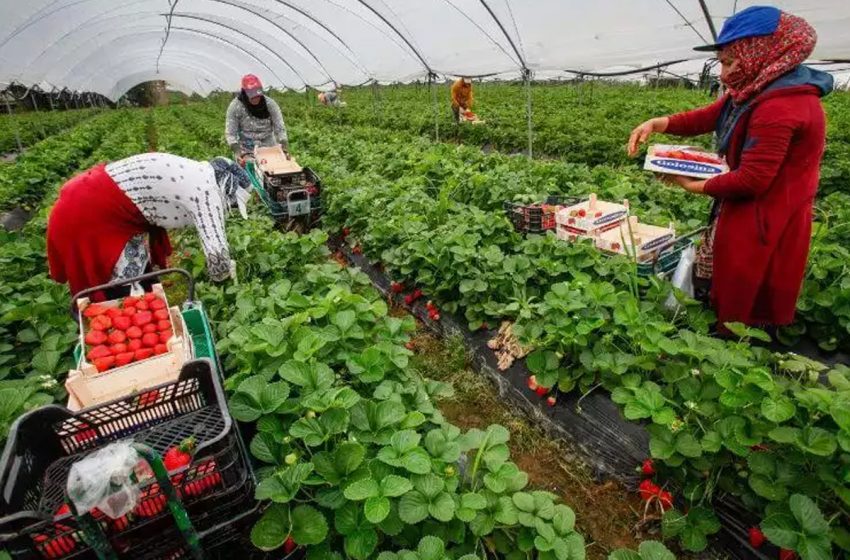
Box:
[66,442,141,519]
[665,246,696,310]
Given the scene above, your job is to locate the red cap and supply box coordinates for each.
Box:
[241,74,263,97]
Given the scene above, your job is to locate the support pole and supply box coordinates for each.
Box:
[4,95,23,152]
[523,68,533,159]
[47,91,55,110]
[371,80,379,124]
[428,73,439,143]
[698,0,719,42]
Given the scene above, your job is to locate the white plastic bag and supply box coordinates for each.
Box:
[66,442,141,519]
[665,246,696,310]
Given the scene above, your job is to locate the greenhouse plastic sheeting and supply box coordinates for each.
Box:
[1,1,849,99]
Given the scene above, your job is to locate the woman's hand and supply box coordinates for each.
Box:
[627,117,670,157]
[657,173,707,194]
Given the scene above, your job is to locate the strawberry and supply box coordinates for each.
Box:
[342,227,350,237]
[32,529,76,559]
[749,444,769,452]
[748,527,765,549]
[658,490,673,511]
[135,300,149,311]
[142,324,158,334]
[578,209,587,217]
[183,459,220,497]
[135,348,155,361]
[106,307,123,320]
[132,311,153,327]
[90,315,112,331]
[108,514,130,533]
[567,218,575,225]
[390,282,404,294]
[149,299,166,311]
[141,333,159,348]
[432,313,441,321]
[93,356,115,372]
[481,322,489,330]
[404,294,414,305]
[638,479,660,501]
[154,344,168,355]
[83,304,107,318]
[55,504,70,517]
[87,345,112,361]
[134,483,166,518]
[113,316,132,331]
[526,375,538,390]
[641,459,655,477]
[128,339,143,352]
[85,330,108,346]
[126,326,143,339]
[159,330,173,343]
[154,309,170,321]
[611,242,621,251]
[108,330,126,344]
[425,301,434,311]
[143,292,157,302]
[595,211,603,217]
[164,437,195,472]
[110,343,128,354]
[535,386,548,397]
[123,296,139,308]
[779,550,796,560]
[283,535,297,554]
[157,320,171,331]
[405,341,415,351]
[352,245,362,255]
[546,396,556,407]
[122,306,137,317]
[115,352,135,367]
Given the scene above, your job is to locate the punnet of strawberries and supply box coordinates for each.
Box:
[82,292,173,373]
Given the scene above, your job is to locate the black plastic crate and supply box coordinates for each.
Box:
[0,360,254,558]
[263,168,323,227]
[503,195,579,234]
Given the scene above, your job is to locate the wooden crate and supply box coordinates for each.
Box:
[555,193,628,241]
[66,285,192,410]
[595,216,676,262]
[255,145,302,175]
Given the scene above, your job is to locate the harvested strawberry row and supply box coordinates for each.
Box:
[82,293,173,372]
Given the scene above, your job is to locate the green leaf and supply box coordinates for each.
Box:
[381,475,413,498]
[675,433,702,458]
[661,510,686,538]
[798,427,837,457]
[761,397,796,423]
[345,529,378,560]
[513,492,536,513]
[336,442,367,476]
[429,492,456,522]
[364,496,391,524]
[344,478,380,501]
[414,474,444,499]
[401,448,432,474]
[398,491,430,524]
[762,513,799,549]
[417,535,446,560]
[637,540,676,560]
[769,426,801,444]
[551,505,576,536]
[460,492,487,511]
[790,494,830,536]
[291,505,328,545]
[250,504,290,551]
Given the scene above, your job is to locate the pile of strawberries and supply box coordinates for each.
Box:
[82,293,173,373]
[526,375,556,407]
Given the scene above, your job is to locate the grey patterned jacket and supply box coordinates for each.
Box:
[225,95,288,155]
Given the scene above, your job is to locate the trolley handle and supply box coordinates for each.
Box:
[70,268,195,318]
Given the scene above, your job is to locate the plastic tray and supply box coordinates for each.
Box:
[503,196,579,234]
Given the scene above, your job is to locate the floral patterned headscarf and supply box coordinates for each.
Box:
[721,12,817,104]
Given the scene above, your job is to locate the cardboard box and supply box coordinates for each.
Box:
[644,144,728,179]
[555,194,629,241]
[596,216,676,262]
[255,145,302,175]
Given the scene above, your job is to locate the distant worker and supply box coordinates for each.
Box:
[225,74,289,165]
[47,154,252,297]
[318,84,345,107]
[451,77,474,123]
[627,6,832,332]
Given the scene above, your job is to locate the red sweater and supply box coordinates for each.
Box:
[666,85,826,326]
[47,164,172,298]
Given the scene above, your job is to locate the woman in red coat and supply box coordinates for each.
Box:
[628,6,833,330]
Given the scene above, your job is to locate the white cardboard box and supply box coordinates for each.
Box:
[596,216,676,262]
[555,194,629,241]
[644,144,728,179]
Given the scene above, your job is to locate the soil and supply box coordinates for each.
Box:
[408,328,707,560]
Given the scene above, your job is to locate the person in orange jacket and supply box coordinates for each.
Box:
[451,78,473,123]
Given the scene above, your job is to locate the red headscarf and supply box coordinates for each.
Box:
[722,12,817,104]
